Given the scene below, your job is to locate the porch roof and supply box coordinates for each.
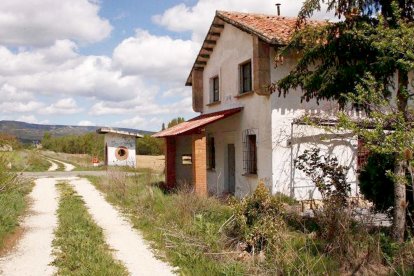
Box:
[153,107,243,138]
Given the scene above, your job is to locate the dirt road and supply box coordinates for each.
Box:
[0,178,59,276]
[0,176,175,276]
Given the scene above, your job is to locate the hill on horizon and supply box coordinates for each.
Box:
[0,120,154,144]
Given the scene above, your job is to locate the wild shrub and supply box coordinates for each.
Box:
[295,148,390,273]
[295,148,352,242]
[226,182,286,253]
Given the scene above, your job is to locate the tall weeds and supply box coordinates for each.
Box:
[0,155,33,249]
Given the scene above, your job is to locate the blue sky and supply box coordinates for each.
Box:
[0,0,332,131]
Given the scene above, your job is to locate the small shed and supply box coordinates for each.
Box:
[96,127,143,168]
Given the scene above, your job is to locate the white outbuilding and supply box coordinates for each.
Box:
[97,127,143,168]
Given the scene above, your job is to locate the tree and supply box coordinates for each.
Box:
[161,123,166,131]
[276,1,414,242]
[167,117,185,128]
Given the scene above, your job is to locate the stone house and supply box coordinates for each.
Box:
[154,11,363,199]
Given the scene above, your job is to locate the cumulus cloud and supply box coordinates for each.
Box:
[113,30,199,83]
[89,96,193,116]
[153,0,333,42]
[0,41,157,102]
[17,115,49,124]
[40,98,83,115]
[78,120,95,126]
[0,0,112,47]
[113,116,164,130]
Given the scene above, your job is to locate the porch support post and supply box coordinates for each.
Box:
[192,133,207,196]
[165,137,176,189]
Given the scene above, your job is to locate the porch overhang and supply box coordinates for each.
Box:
[153,107,243,138]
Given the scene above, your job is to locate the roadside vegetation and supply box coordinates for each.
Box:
[89,163,414,275]
[2,150,50,172]
[52,182,128,275]
[0,156,33,251]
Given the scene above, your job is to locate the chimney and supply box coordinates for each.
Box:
[276,3,281,16]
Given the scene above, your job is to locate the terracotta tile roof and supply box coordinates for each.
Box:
[216,11,324,45]
[186,11,325,86]
[153,107,243,138]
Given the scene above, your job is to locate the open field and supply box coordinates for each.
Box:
[136,155,164,172]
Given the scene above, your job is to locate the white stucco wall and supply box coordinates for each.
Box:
[104,133,137,167]
[269,49,359,199]
[200,23,273,197]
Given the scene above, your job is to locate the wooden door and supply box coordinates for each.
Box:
[228,144,236,195]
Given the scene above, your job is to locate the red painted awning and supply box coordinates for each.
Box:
[153,107,243,138]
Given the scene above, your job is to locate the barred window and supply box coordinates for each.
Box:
[239,60,252,93]
[207,136,216,169]
[357,138,369,171]
[243,129,257,174]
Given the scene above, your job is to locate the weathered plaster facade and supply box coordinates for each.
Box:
[97,128,142,168]
[154,11,360,200]
[104,133,137,167]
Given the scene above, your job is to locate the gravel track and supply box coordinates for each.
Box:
[0,178,60,276]
[70,178,175,276]
[0,175,175,276]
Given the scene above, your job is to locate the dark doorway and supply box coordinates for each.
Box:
[227,144,236,195]
[105,143,108,165]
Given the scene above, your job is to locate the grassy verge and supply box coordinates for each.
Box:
[3,150,51,172]
[0,157,33,250]
[52,182,128,275]
[87,173,247,275]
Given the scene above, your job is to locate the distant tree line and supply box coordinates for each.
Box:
[42,132,104,158]
[42,132,165,156]
[136,135,164,155]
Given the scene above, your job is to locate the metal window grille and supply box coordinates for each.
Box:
[207,136,215,169]
[243,129,257,174]
[240,61,252,93]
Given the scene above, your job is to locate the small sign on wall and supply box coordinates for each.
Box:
[182,154,192,165]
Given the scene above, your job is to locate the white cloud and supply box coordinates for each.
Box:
[0,0,112,47]
[153,0,334,42]
[0,41,157,102]
[113,116,163,130]
[89,96,193,116]
[40,98,82,115]
[78,120,95,126]
[113,30,199,83]
[17,115,49,124]
[0,101,44,113]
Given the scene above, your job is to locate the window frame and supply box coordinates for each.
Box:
[210,75,220,103]
[239,60,252,94]
[242,129,258,175]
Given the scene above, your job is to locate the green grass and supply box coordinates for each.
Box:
[0,161,33,249]
[52,182,128,276]
[2,150,51,172]
[87,173,247,275]
[87,172,345,275]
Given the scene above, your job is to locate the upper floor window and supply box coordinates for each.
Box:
[210,76,220,103]
[239,60,252,93]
